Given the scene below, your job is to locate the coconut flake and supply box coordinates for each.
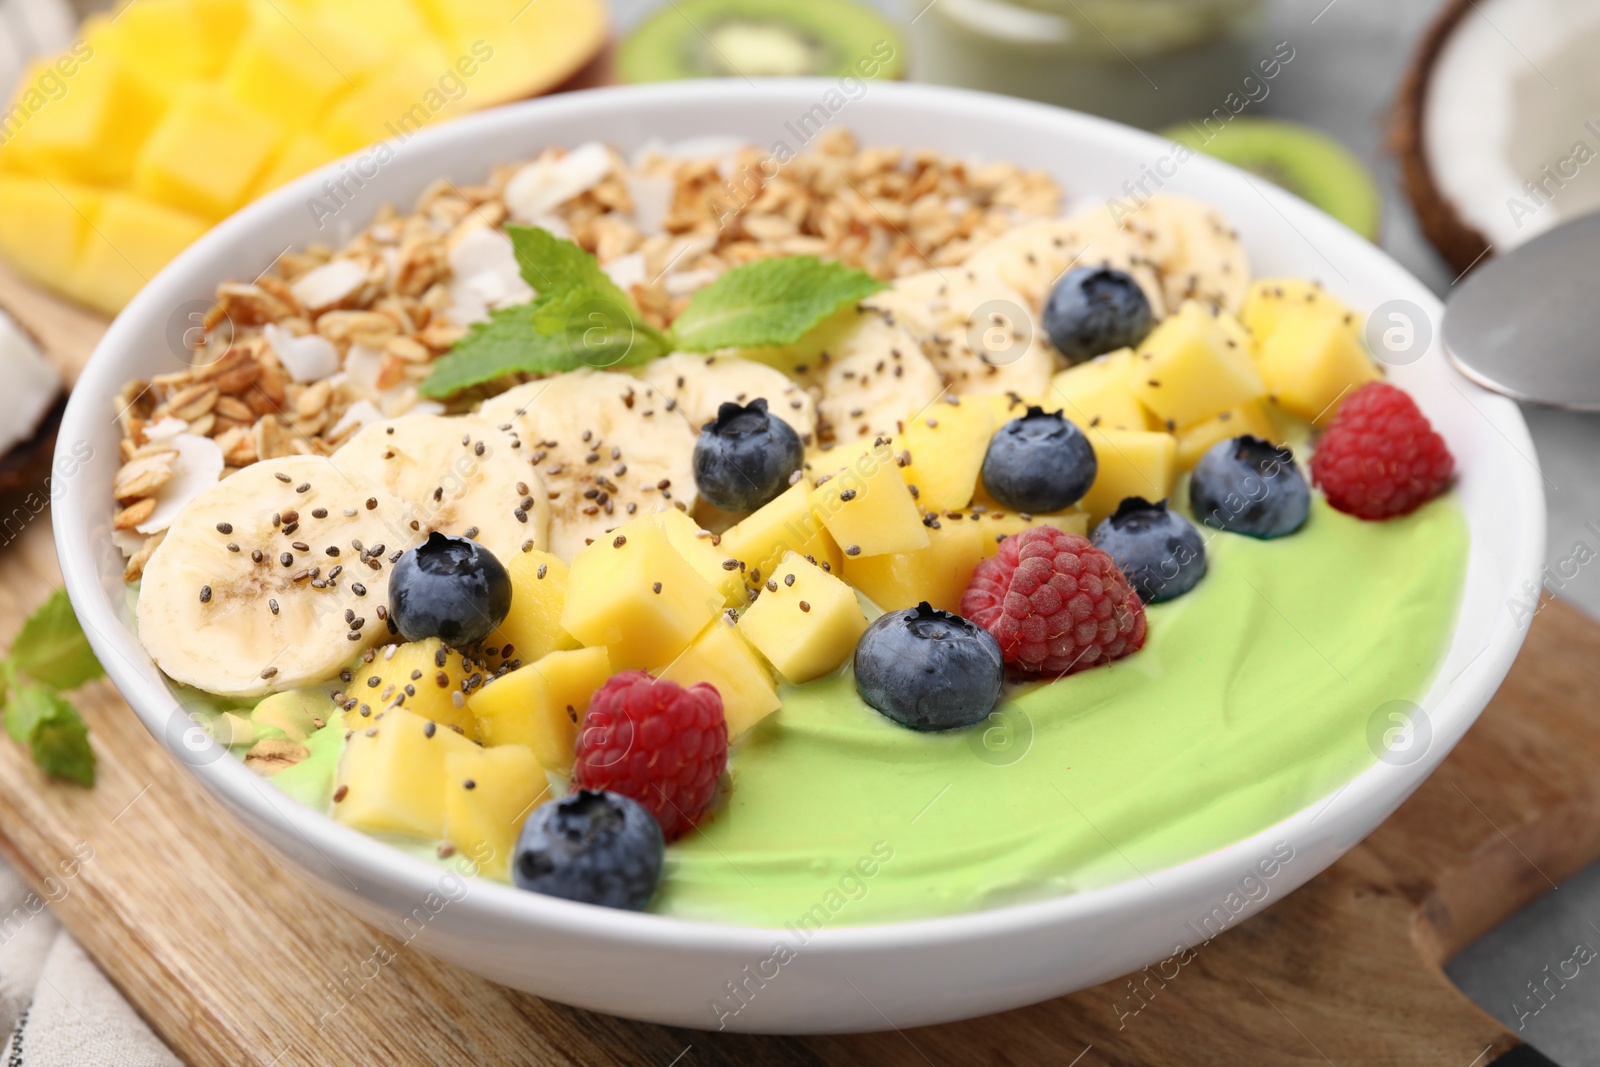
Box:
[632,136,751,168]
[111,528,144,559]
[289,259,367,310]
[263,324,340,383]
[624,173,674,237]
[664,269,719,297]
[135,433,224,534]
[0,311,60,456]
[602,251,648,292]
[328,399,384,441]
[142,417,189,443]
[505,143,613,223]
[446,228,534,326]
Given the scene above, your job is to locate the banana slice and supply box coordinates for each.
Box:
[815,310,946,447]
[962,212,1166,317]
[1101,194,1250,314]
[478,369,698,561]
[865,267,1057,399]
[332,414,550,563]
[639,353,817,446]
[136,455,426,698]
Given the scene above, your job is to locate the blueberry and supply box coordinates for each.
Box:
[1042,266,1154,364]
[512,790,663,911]
[980,406,1097,513]
[854,602,1004,731]
[1091,497,1206,603]
[1189,435,1309,539]
[692,398,803,512]
[388,532,511,645]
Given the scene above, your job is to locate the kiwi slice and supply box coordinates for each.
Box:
[1159,118,1381,241]
[618,0,905,83]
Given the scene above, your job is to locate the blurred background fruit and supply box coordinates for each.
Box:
[0,0,606,315]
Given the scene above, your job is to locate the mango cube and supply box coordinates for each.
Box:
[343,638,477,739]
[1050,349,1156,432]
[810,442,929,558]
[1253,309,1381,424]
[738,552,868,683]
[648,507,745,607]
[2,54,167,183]
[1079,429,1178,523]
[73,193,209,315]
[320,57,455,153]
[843,517,989,613]
[82,0,242,82]
[657,615,780,740]
[0,177,95,289]
[898,397,996,511]
[444,744,546,879]
[223,7,385,127]
[488,548,579,667]
[1240,278,1347,341]
[468,646,611,773]
[561,523,722,670]
[1175,401,1282,470]
[1129,302,1265,430]
[249,131,342,198]
[333,706,479,839]
[134,91,282,220]
[719,480,842,591]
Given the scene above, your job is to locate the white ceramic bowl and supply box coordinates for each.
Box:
[55,81,1544,1033]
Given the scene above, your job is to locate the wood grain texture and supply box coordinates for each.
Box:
[0,257,1583,1065]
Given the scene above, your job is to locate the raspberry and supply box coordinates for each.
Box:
[572,672,727,841]
[1310,382,1454,520]
[960,526,1147,676]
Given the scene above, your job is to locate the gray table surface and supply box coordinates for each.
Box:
[615,0,1600,1058]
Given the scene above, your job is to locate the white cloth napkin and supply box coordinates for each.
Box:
[0,863,178,1066]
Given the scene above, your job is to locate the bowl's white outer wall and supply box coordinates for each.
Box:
[54,81,1543,1034]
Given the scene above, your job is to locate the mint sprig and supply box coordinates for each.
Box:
[421,226,886,398]
[2,589,100,785]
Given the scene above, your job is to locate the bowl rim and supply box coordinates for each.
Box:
[54,78,1545,957]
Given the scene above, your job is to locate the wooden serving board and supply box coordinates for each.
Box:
[0,257,1584,1066]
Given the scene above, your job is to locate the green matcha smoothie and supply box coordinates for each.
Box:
[654,495,1467,926]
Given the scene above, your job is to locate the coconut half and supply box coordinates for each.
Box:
[1397,0,1600,275]
[0,306,64,496]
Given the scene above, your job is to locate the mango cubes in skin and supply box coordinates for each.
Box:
[488,548,579,667]
[658,615,780,741]
[444,744,546,879]
[810,442,929,558]
[333,706,479,839]
[898,397,997,512]
[74,193,209,315]
[345,638,479,739]
[1129,301,1266,431]
[1245,282,1381,424]
[1050,349,1155,433]
[561,521,722,670]
[719,481,842,591]
[468,646,611,774]
[739,552,868,684]
[1175,401,1281,470]
[134,91,282,220]
[1078,429,1178,524]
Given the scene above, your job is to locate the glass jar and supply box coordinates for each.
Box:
[909,0,1272,131]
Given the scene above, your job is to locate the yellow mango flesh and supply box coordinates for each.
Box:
[1049,349,1157,432]
[0,0,606,313]
[488,548,579,667]
[1253,308,1381,425]
[561,521,722,670]
[1239,278,1350,341]
[468,646,611,773]
[810,443,929,558]
[1128,302,1265,431]
[1174,401,1282,470]
[342,638,478,740]
[738,552,868,684]
[0,177,95,289]
[444,744,546,879]
[648,507,746,607]
[657,616,780,741]
[719,481,842,592]
[333,705,479,839]
[898,398,997,512]
[1079,428,1179,524]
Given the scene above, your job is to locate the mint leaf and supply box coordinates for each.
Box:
[11,589,103,692]
[31,709,94,786]
[5,683,53,743]
[421,228,668,397]
[669,257,887,352]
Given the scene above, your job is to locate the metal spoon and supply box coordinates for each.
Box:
[1444,210,1600,410]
